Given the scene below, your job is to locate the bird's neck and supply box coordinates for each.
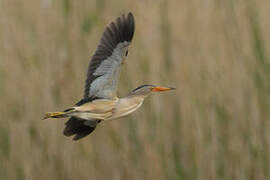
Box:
[127,92,151,99]
[125,95,145,103]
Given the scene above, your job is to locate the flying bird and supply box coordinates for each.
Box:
[44,13,174,140]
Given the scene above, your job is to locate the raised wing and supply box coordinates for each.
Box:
[84,13,135,99]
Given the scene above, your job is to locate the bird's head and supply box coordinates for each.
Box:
[130,85,175,97]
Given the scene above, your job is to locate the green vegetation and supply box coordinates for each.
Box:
[0,0,269,179]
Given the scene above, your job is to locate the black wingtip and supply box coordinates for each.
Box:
[127,12,134,20]
[120,14,133,42]
[102,12,135,46]
[118,12,135,43]
[126,13,135,42]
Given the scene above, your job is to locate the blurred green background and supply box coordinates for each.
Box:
[0,0,270,179]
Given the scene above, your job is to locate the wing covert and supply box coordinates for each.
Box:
[84,13,135,99]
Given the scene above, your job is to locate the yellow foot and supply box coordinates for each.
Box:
[43,111,66,120]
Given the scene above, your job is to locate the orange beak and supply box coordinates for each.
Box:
[151,86,175,92]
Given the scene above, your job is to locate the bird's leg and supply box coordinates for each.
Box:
[43,108,75,120]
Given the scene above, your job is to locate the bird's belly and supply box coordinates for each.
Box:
[71,111,112,120]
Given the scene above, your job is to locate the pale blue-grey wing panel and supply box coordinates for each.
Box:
[90,42,129,98]
[84,13,135,99]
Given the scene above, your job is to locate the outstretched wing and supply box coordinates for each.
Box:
[84,13,135,99]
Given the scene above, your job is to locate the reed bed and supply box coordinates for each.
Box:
[0,0,270,179]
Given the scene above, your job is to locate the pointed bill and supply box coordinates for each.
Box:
[151,86,175,92]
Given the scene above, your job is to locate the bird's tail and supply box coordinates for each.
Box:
[43,108,75,120]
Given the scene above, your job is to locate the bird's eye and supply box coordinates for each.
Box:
[125,50,128,56]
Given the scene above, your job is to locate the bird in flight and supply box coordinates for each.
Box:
[44,12,174,140]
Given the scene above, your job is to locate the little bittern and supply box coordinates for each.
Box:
[44,13,174,140]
